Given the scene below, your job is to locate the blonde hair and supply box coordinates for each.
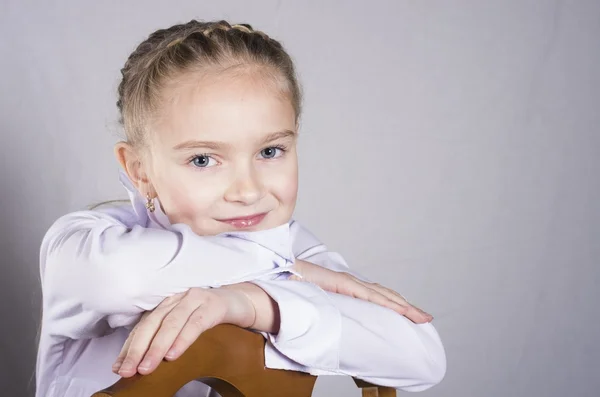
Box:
[116,19,303,149]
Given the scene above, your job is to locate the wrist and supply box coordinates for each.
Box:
[223,282,280,334]
[291,259,306,273]
[217,285,256,329]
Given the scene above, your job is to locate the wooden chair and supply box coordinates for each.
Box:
[92,324,396,397]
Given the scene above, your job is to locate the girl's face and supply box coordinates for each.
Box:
[144,71,298,236]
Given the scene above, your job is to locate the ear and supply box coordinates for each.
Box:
[114,141,154,196]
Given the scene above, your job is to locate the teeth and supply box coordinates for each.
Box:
[223,214,264,228]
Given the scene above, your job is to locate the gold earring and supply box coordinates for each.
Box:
[145,193,155,212]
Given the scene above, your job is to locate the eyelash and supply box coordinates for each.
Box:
[264,144,288,157]
[187,153,217,168]
[187,145,288,168]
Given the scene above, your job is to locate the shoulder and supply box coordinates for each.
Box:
[42,203,143,246]
[88,201,142,228]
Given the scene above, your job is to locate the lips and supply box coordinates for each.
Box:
[217,213,268,229]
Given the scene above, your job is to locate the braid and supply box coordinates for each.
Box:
[116,19,302,147]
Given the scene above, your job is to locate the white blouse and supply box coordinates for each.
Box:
[35,170,446,397]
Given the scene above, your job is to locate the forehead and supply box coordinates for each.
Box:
[151,71,296,149]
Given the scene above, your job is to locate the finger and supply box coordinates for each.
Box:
[373,284,433,321]
[382,286,433,320]
[166,306,219,361]
[362,289,411,316]
[137,300,197,374]
[117,308,171,378]
[337,280,410,316]
[339,277,425,321]
[363,282,432,324]
[112,310,155,373]
[112,329,134,374]
[371,284,413,308]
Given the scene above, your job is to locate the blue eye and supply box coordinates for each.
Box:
[190,155,217,168]
[260,146,285,159]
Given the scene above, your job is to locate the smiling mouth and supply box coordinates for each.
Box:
[217,213,268,229]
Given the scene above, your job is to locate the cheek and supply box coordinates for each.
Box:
[269,158,298,207]
[154,172,218,223]
[278,174,298,206]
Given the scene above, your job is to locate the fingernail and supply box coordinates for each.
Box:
[139,358,151,371]
[112,361,121,372]
[166,348,177,359]
[118,362,132,375]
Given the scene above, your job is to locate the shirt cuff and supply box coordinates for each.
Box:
[250,280,342,372]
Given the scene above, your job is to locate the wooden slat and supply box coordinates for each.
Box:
[354,379,397,397]
[92,324,395,397]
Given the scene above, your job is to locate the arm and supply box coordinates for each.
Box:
[251,279,446,392]
[40,208,293,339]
[250,221,446,392]
[103,216,443,390]
[223,282,280,334]
[112,282,283,377]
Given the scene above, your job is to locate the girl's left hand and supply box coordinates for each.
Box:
[291,259,433,324]
[112,285,255,378]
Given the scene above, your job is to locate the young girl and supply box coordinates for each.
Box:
[36,20,446,397]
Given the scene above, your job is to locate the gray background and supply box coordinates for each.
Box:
[1,0,599,396]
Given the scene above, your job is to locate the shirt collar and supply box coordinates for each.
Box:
[117,168,294,262]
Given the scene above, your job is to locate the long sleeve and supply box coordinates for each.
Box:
[40,204,446,390]
[289,220,371,280]
[252,221,446,392]
[255,280,446,392]
[40,207,294,339]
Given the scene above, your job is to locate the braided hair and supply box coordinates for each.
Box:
[116,19,302,149]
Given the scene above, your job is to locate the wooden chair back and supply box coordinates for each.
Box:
[91,324,396,397]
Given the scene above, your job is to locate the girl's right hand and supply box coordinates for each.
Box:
[112,284,257,378]
[291,259,433,324]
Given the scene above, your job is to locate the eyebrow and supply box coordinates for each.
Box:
[172,129,297,151]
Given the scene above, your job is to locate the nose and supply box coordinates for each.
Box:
[223,164,265,205]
